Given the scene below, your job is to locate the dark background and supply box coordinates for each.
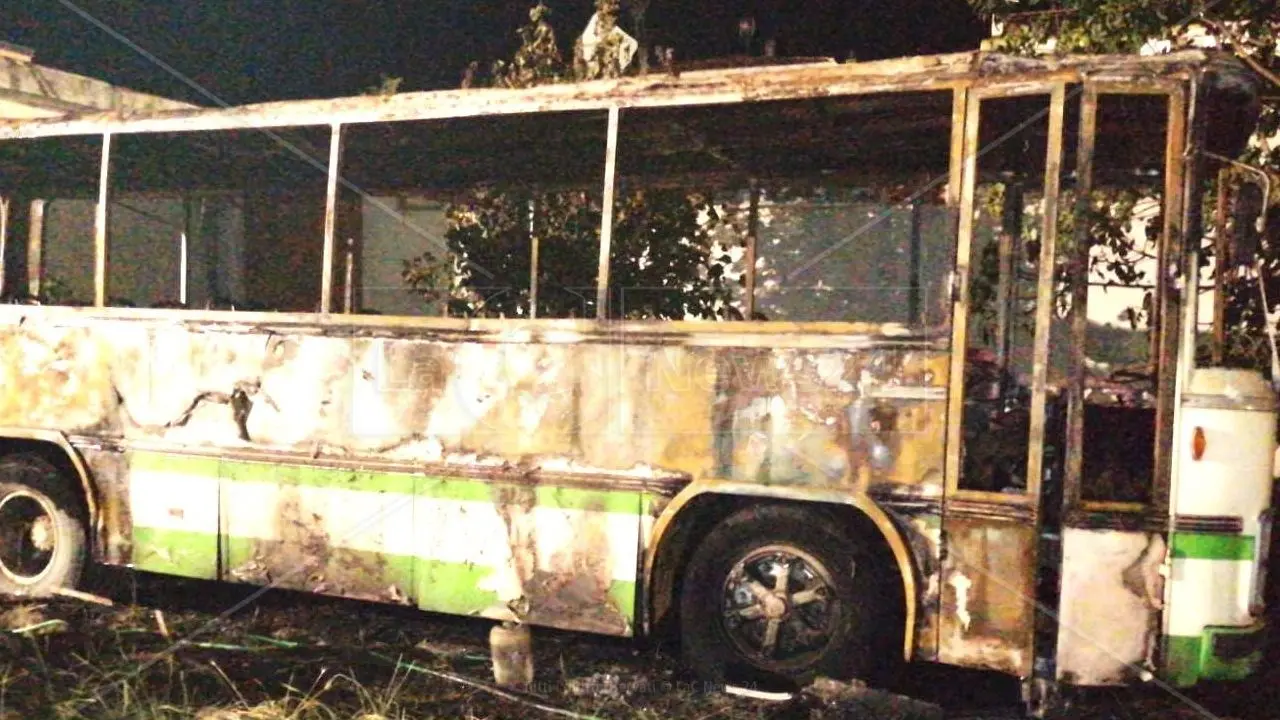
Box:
[8,1,986,104]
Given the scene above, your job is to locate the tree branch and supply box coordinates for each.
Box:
[1200,18,1280,91]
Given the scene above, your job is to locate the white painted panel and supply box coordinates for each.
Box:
[130,471,219,534]
[1166,557,1253,636]
[1056,528,1162,685]
[1175,406,1274,532]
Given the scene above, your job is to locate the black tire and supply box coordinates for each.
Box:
[679,504,897,689]
[0,454,88,597]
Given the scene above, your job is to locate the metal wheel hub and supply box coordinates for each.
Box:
[0,492,57,584]
[721,544,842,668]
[759,592,788,619]
[30,516,55,552]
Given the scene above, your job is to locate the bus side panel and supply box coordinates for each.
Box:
[350,336,652,634]
[1055,528,1165,685]
[128,450,221,579]
[414,481,642,636]
[77,444,132,567]
[0,320,121,434]
[2,314,946,643]
[217,456,418,606]
[350,334,950,644]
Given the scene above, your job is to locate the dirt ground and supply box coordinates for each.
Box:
[0,567,1273,720]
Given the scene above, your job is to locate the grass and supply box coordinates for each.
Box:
[0,568,1275,719]
[0,572,762,720]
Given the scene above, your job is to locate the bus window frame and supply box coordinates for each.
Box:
[944,80,1067,509]
[1060,80,1188,519]
[0,58,1205,344]
[92,123,337,313]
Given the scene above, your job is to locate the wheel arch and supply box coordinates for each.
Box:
[643,482,919,660]
[0,428,98,536]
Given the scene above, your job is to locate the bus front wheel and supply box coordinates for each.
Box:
[678,504,892,689]
[0,454,88,597]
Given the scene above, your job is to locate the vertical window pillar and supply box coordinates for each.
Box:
[27,199,44,299]
[94,132,112,307]
[321,122,343,314]
[595,106,620,320]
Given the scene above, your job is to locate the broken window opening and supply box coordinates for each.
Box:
[0,135,103,306]
[106,126,331,312]
[1073,93,1172,506]
[611,91,957,324]
[338,111,610,319]
[960,93,1059,495]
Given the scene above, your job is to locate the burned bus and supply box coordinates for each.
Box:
[0,48,1272,711]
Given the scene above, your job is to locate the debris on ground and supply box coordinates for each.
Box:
[0,602,47,630]
[565,672,634,702]
[782,676,945,720]
[725,684,795,701]
[53,586,113,606]
[415,637,488,661]
[0,602,66,636]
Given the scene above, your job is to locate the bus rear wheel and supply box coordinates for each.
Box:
[679,504,892,689]
[0,455,87,597]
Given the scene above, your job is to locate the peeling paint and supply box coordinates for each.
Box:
[938,516,1037,677]
[2,309,951,641]
[950,572,973,632]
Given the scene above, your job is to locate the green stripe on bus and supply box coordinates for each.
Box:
[415,558,503,616]
[131,526,219,580]
[608,577,637,620]
[1163,631,1264,686]
[1169,533,1255,561]
[129,450,644,515]
[130,451,221,477]
[222,534,417,599]
[132,525,635,628]
[1162,635,1202,687]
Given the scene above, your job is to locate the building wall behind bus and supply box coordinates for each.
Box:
[39,194,245,308]
[360,194,448,316]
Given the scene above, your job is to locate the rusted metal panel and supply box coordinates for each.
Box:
[943,88,982,502]
[74,444,131,565]
[744,180,759,317]
[1064,87,1098,513]
[875,498,944,660]
[936,84,1065,678]
[1152,87,1188,518]
[937,514,1037,676]
[1212,167,1230,364]
[945,88,966,209]
[595,106,619,319]
[320,123,342,314]
[1025,84,1066,502]
[26,198,43,297]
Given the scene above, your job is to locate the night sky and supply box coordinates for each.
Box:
[9,1,986,105]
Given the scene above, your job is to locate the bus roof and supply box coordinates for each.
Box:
[0,49,1257,140]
